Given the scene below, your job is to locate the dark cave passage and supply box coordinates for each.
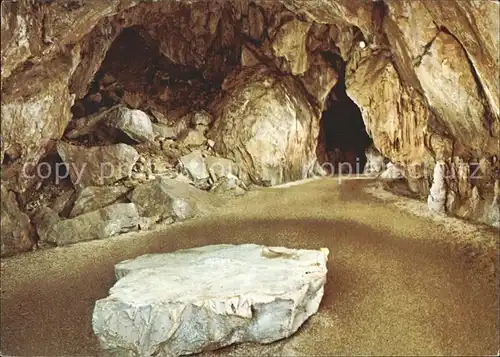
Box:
[317,53,372,174]
[71,24,239,123]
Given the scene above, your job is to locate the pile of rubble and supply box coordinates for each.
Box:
[25,102,248,250]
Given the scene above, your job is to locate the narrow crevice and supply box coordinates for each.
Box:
[413,28,441,67]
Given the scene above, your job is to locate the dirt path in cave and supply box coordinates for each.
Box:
[1,179,498,356]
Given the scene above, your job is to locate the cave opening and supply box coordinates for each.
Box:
[71,25,228,122]
[317,53,373,174]
[60,1,377,192]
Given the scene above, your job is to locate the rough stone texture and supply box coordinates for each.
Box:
[191,111,213,126]
[299,53,338,110]
[43,203,139,246]
[152,123,177,140]
[1,0,499,242]
[129,177,199,223]
[93,244,329,357]
[106,107,155,143]
[179,128,207,147]
[57,142,139,188]
[69,186,130,218]
[210,176,247,198]
[205,156,241,182]
[364,145,386,175]
[32,207,61,243]
[379,163,405,180]
[0,185,34,256]
[427,161,447,214]
[485,180,500,228]
[347,53,434,171]
[414,32,492,156]
[179,150,210,182]
[416,0,500,117]
[1,46,81,192]
[272,19,311,75]
[209,66,319,186]
[49,189,76,217]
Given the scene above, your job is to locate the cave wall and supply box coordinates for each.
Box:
[1,0,499,229]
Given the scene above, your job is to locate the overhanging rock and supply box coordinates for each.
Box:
[92,244,329,356]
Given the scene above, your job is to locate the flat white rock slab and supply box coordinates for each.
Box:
[92,244,329,357]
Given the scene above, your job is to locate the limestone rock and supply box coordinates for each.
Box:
[179,150,210,182]
[427,161,447,214]
[107,107,155,143]
[272,19,311,75]
[191,111,213,126]
[69,186,130,218]
[92,244,329,357]
[49,189,76,217]
[299,54,338,110]
[246,4,266,41]
[241,44,262,67]
[379,163,405,180]
[415,32,491,154]
[347,54,434,168]
[419,0,500,117]
[210,176,247,197]
[43,203,139,246]
[57,142,139,188]
[1,0,499,229]
[209,66,318,186]
[174,115,193,138]
[152,123,177,140]
[446,189,459,214]
[205,156,241,182]
[1,46,81,192]
[179,128,207,147]
[129,177,199,223]
[0,185,34,256]
[65,105,120,140]
[484,180,500,228]
[32,207,61,242]
[364,146,386,175]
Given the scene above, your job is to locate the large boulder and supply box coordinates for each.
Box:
[106,107,155,143]
[57,142,139,188]
[152,123,177,140]
[205,155,241,182]
[32,207,61,242]
[129,177,201,223]
[69,186,131,218]
[42,203,139,246]
[178,150,210,182]
[179,128,207,147]
[0,185,34,256]
[209,66,319,186]
[93,244,329,357]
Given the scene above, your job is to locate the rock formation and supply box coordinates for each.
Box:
[92,244,329,356]
[1,0,499,254]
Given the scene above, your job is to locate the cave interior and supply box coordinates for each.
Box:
[68,22,373,175]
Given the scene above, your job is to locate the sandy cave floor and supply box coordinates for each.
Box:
[1,178,499,356]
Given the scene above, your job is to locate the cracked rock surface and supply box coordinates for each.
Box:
[92,244,329,357]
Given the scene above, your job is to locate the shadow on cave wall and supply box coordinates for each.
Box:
[71,25,235,121]
[317,52,373,174]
